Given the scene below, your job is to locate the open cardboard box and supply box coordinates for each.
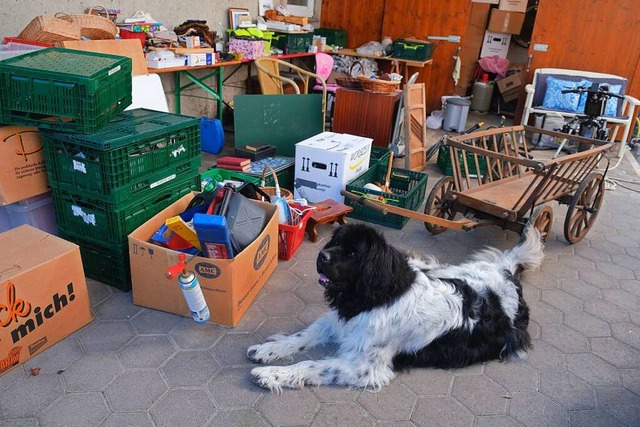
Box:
[0,225,92,377]
[129,192,278,327]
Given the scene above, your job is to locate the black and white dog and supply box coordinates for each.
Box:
[248,223,544,392]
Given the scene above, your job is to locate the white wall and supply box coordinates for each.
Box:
[1,0,322,118]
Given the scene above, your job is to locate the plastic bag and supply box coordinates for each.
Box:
[427,110,444,130]
[356,41,384,56]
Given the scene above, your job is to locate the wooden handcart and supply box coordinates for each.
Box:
[343,125,614,243]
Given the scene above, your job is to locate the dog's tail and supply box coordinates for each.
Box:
[504,227,545,274]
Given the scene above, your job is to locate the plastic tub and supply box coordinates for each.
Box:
[0,193,57,235]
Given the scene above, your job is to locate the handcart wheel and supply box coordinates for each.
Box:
[520,205,553,244]
[563,172,605,244]
[424,176,456,235]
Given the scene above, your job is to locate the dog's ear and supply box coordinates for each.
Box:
[357,230,415,306]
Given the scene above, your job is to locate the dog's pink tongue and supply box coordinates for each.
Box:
[319,273,328,283]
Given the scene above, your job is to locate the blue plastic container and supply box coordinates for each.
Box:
[200,117,225,154]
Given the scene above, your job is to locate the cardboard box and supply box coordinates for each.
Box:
[488,10,525,34]
[57,39,148,76]
[129,193,278,327]
[480,30,511,58]
[0,225,92,377]
[0,126,49,206]
[499,0,528,12]
[496,72,523,102]
[294,132,372,203]
[170,48,215,66]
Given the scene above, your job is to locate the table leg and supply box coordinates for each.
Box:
[216,66,223,119]
[174,71,182,114]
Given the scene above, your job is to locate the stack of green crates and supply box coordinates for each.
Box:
[369,147,392,168]
[42,109,202,290]
[313,28,347,47]
[0,48,132,134]
[437,144,488,177]
[271,31,314,53]
[345,164,428,229]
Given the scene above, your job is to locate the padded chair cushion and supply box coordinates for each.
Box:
[541,77,590,112]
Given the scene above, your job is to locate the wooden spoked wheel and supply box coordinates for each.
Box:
[424,176,457,235]
[564,173,605,244]
[520,205,554,244]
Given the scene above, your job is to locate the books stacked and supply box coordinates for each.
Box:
[216,156,251,172]
[234,144,276,161]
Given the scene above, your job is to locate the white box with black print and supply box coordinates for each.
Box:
[294,132,372,203]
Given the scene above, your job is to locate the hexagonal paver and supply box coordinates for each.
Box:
[256,317,305,341]
[93,292,142,320]
[256,292,305,317]
[541,324,589,353]
[357,380,416,421]
[86,278,112,307]
[263,269,301,292]
[398,368,454,396]
[566,353,620,386]
[0,374,63,418]
[573,246,613,263]
[63,353,123,391]
[150,389,217,427]
[591,337,640,368]
[0,417,38,427]
[603,289,640,312]
[563,312,611,338]
[169,317,225,349]
[257,388,320,425]
[298,303,330,326]
[78,321,135,353]
[101,412,154,427]
[485,360,539,392]
[228,305,267,333]
[584,299,631,323]
[569,409,624,427]
[130,309,184,334]
[579,270,622,290]
[611,322,640,350]
[312,402,375,426]
[162,350,220,387]
[539,371,595,410]
[209,409,268,427]
[541,289,584,313]
[211,333,261,367]
[540,262,579,280]
[207,366,264,408]
[289,261,318,282]
[294,281,326,305]
[411,396,474,427]
[474,414,522,427]
[38,392,110,426]
[620,279,640,297]
[508,391,568,427]
[596,386,640,426]
[118,335,176,368]
[595,262,635,280]
[309,383,362,403]
[452,374,507,415]
[104,371,168,412]
[560,279,602,301]
[620,368,640,395]
[528,301,563,324]
[22,337,83,375]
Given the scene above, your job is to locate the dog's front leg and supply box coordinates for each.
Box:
[247,312,339,364]
[251,355,396,392]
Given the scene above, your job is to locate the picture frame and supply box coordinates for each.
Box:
[228,8,251,31]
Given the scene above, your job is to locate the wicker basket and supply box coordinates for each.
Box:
[72,8,117,40]
[357,75,401,94]
[259,166,293,201]
[18,13,80,43]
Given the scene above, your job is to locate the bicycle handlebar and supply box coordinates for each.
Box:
[561,86,625,100]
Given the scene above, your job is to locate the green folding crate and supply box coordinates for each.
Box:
[313,28,347,47]
[369,147,392,168]
[42,109,201,204]
[0,48,132,134]
[345,164,428,229]
[271,31,313,53]
[437,144,488,177]
[57,230,131,291]
[392,39,434,61]
[52,174,200,246]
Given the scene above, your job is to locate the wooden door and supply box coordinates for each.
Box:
[517,0,640,119]
[382,0,473,112]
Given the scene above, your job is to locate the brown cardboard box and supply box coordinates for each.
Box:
[0,126,49,206]
[488,10,525,34]
[498,0,528,13]
[57,39,147,76]
[129,193,278,327]
[0,225,92,377]
[479,30,511,59]
[497,72,523,102]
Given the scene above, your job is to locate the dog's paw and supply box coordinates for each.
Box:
[251,366,303,392]
[247,342,284,364]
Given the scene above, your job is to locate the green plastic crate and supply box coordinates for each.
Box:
[345,164,428,229]
[201,158,295,192]
[52,174,200,246]
[0,48,132,134]
[42,109,201,204]
[369,147,392,168]
[437,144,488,177]
[58,230,131,291]
[313,28,347,47]
[271,31,313,53]
[392,39,434,61]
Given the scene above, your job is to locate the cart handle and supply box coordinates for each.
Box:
[341,190,477,231]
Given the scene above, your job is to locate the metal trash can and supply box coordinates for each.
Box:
[442,97,471,133]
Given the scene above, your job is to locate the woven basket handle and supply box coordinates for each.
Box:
[349,61,364,78]
[261,165,281,198]
[54,13,74,23]
[87,5,111,19]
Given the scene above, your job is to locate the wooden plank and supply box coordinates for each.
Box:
[403,83,427,171]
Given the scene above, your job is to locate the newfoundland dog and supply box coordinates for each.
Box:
[248,223,544,392]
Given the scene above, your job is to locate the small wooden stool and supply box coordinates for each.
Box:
[305,199,354,243]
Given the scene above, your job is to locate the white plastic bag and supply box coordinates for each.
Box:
[356,41,384,56]
[427,110,444,130]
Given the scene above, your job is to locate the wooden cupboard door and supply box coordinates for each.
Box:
[382,0,472,112]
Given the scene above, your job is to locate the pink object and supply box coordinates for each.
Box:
[313,52,340,93]
[228,38,265,60]
[478,56,510,78]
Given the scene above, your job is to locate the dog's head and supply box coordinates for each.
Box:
[316,224,416,321]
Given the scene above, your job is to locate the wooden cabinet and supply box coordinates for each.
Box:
[332,88,401,148]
